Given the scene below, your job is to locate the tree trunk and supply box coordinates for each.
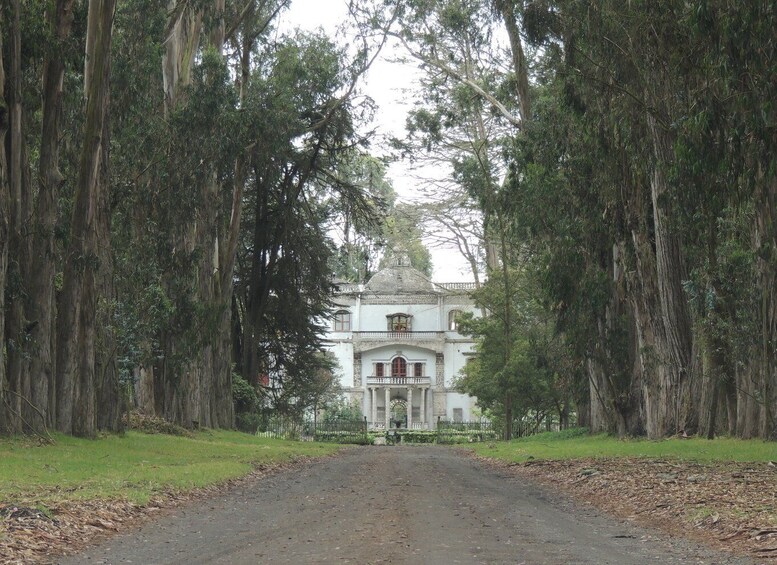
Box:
[4,0,27,434]
[647,117,693,436]
[162,0,202,116]
[629,219,667,439]
[56,0,116,437]
[29,0,77,433]
[95,94,120,432]
[0,7,10,433]
[586,358,610,433]
[736,363,760,439]
[698,223,728,439]
[157,0,203,428]
[494,0,531,123]
[503,391,512,441]
[755,170,777,439]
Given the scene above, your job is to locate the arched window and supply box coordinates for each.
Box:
[333,310,351,331]
[448,309,463,331]
[391,357,407,378]
[387,313,411,332]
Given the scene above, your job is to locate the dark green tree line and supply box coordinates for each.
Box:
[0,0,388,436]
[388,0,776,440]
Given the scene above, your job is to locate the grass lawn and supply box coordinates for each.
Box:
[0,430,341,507]
[469,428,777,463]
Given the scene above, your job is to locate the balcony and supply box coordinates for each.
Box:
[366,375,431,387]
[352,331,445,353]
[355,331,441,340]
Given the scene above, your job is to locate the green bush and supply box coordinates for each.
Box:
[232,373,258,413]
[398,431,438,444]
[236,412,263,434]
[437,430,499,444]
[313,430,370,445]
[233,373,261,433]
[321,399,364,423]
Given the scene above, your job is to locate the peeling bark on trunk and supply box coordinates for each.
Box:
[157,1,203,428]
[629,217,667,439]
[754,170,777,439]
[56,0,116,437]
[586,358,610,433]
[157,0,237,429]
[95,102,120,432]
[4,0,27,434]
[736,364,761,439]
[162,0,202,116]
[0,10,10,433]
[30,0,76,433]
[646,117,693,436]
[494,0,531,123]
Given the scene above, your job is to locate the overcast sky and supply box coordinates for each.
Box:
[279,0,476,282]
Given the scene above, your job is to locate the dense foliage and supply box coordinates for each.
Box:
[0,0,387,437]
[3,0,776,443]
[379,0,777,439]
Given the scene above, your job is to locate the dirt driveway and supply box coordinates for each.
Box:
[57,446,755,564]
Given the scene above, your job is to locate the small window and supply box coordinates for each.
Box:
[391,357,407,378]
[387,314,411,332]
[333,310,351,331]
[414,363,423,377]
[375,363,384,377]
[448,309,463,331]
[453,408,463,423]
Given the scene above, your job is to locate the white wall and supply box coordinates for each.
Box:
[323,288,482,422]
[358,301,441,331]
[446,392,475,420]
[443,342,475,388]
[361,345,436,376]
[325,341,353,390]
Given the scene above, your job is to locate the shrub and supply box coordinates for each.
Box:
[313,430,370,445]
[398,431,438,444]
[233,374,259,413]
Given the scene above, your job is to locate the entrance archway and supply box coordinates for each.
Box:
[390,398,407,427]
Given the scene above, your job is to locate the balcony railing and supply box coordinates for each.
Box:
[354,331,443,340]
[436,282,478,290]
[366,375,431,386]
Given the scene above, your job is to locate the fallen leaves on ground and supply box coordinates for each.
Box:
[475,454,777,560]
[0,455,322,564]
[3,449,775,563]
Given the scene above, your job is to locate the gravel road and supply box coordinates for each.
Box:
[57,446,755,564]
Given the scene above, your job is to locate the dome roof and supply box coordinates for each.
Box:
[364,263,436,294]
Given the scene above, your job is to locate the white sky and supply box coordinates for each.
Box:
[279,0,476,282]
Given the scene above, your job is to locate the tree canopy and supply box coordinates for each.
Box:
[2,0,776,442]
[0,0,393,436]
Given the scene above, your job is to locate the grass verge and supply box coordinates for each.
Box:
[0,430,341,507]
[468,428,777,462]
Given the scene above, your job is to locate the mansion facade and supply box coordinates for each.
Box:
[325,256,480,429]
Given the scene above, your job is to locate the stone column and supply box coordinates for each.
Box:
[384,387,391,428]
[353,352,362,387]
[407,386,413,428]
[421,388,427,426]
[434,353,447,420]
[371,387,377,425]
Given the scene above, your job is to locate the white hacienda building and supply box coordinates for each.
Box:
[325,255,480,429]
